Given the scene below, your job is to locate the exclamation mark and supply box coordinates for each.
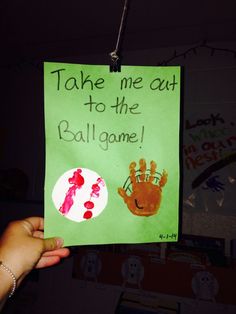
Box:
[140,126,144,148]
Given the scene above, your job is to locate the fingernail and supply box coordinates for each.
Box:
[56,237,64,247]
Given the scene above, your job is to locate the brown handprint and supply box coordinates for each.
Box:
[118,159,168,216]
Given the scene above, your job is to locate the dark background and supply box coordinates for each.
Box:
[0,1,236,313]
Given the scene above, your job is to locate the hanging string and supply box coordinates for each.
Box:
[110,0,129,72]
[1,39,236,72]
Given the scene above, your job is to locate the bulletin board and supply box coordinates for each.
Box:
[183,102,236,215]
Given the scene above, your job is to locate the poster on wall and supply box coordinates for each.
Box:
[183,103,236,215]
[44,63,181,246]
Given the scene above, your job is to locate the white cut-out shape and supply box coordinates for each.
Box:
[191,271,219,302]
[121,256,144,288]
[80,251,102,281]
[52,168,108,222]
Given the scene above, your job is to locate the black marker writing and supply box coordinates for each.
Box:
[50,69,105,91]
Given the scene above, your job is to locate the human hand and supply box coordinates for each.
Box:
[118,159,168,216]
[0,217,70,287]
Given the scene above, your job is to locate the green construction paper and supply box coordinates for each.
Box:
[44,62,181,246]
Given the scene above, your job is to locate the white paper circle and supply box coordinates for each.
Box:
[52,168,108,222]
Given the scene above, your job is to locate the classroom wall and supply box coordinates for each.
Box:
[1,40,236,313]
[1,41,236,238]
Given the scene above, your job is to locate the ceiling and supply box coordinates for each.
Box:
[1,0,236,63]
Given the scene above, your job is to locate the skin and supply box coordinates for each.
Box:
[0,217,70,309]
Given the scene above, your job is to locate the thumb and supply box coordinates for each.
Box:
[43,237,64,252]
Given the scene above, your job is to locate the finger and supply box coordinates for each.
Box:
[42,248,70,258]
[33,231,44,239]
[23,217,44,233]
[35,256,61,269]
[159,170,168,187]
[129,161,137,189]
[150,160,157,175]
[43,237,64,252]
[139,158,146,182]
[118,187,127,199]
[149,160,157,183]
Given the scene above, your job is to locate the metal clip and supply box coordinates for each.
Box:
[110,51,121,72]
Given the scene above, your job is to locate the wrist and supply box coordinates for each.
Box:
[0,261,16,299]
[0,247,24,282]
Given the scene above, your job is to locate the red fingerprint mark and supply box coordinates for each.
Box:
[83,177,105,220]
[59,169,85,215]
[83,210,93,219]
[68,168,84,186]
[84,201,94,209]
